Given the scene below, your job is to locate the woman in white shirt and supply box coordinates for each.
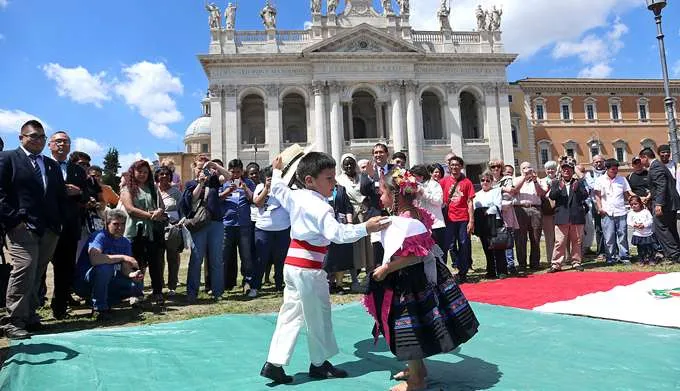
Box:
[473,171,509,279]
[252,166,291,295]
[411,165,447,255]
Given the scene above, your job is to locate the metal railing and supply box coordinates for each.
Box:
[344,138,390,147]
[423,139,450,145]
[463,138,489,144]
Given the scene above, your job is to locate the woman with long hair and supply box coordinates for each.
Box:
[155,166,183,295]
[120,160,167,305]
[474,171,509,279]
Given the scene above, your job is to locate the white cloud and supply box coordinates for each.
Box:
[115,61,183,140]
[41,63,111,107]
[0,0,8,9]
[0,33,5,41]
[73,137,104,158]
[672,60,680,78]
[303,21,313,30]
[118,152,152,172]
[409,0,640,58]
[0,109,50,134]
[552,18,628,78]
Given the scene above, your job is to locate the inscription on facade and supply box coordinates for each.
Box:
[209,66,310,79]
[415,64,504,75]
[317,63,413,74]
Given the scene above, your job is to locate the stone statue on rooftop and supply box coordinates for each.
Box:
[382,0,394,15]
[225,3,236,29]
[261,1,277,29]
[438,1,451,31]
[206,2,221,29]
[490,6,503,31]
[311,0,321,14]
[398,0,410,14]
[328,0,338,14]
[476,5,487,31]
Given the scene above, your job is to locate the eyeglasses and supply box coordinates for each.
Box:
[490,166,501,169]
[21,133,46,141]
[51,139,70,145]
[480,178,492,183]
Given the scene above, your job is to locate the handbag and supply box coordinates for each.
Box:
[442,178,461,223]
[488,213,514,251]
[152,186,169,237]
[183,189,211,233]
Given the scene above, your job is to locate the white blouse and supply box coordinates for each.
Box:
[417,179,445,229]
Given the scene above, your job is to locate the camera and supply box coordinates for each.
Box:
[203,167,211,177]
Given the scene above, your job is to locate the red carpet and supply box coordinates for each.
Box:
[460,272,659,309]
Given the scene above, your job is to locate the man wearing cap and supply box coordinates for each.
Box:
[594,159,636,265]
[639,147,680,263]
[627,156,651,205]
[548,158,589,273]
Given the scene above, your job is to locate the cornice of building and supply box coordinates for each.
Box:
[515,78,680,95]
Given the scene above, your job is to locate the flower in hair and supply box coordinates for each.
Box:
[391,168,419,196]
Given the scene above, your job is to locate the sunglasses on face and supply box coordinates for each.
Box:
[481,178,492,183]
[22,133,46,141]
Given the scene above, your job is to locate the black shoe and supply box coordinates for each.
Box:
[25,322,47,332]
[261,362,293,384]
[3,325,31,340]
[573,264,585,272]
[91,309,113,321]
[547,266,560,273]
[455,273,468,284]
[309,361,348,379]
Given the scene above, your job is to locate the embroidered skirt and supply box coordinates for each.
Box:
[363,261,479,361]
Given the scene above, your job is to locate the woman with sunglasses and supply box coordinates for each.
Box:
[473,171,509,279]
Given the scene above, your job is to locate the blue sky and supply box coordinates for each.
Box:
[0,0,678,170]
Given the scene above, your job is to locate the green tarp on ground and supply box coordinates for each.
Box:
[1,303,679,390]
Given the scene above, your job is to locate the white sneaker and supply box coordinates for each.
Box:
[129,296,141,306]
[247,289,257,298]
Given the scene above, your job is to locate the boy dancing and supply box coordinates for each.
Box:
[260,151,388,384]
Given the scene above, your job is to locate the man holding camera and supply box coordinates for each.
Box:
[512,162,546,270]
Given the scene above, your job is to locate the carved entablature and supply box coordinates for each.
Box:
[264,84,279,96]
[443,82,460,94]
[312,81,326,95]
[223,85,239,97]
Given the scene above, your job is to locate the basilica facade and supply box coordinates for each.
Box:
[181,0,517,177]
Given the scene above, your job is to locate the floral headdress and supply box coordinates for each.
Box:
[391,168,419,196]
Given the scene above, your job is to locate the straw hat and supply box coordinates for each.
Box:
[280,143,307,187]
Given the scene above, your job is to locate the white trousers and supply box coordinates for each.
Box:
[267,265,339,366]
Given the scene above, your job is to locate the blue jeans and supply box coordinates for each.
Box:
[187,221,225,299]
[506,230,516,269]
[601,215,629,262]
[85,264,143,311]
[223,225,254,289]
[445,221,472,277]
[253,227,291,290]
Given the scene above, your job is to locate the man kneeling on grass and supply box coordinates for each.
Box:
[72,209,144,321]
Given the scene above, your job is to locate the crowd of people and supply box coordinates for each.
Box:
[1,119,679,343]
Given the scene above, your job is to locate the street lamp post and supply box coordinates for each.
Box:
[646,0,679,163]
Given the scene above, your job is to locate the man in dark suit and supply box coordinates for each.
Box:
[548,157,589,273]
[639,147,680,263]
[359,143,394,267]
[47,131,94,319]
[0,120,67,339]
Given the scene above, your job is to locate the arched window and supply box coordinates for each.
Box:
[281,93,307,143]
[349,91,377,139]
[460,91,483,139]
[240,94,265,145]
[421,91,444,140]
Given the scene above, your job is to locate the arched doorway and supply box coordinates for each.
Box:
[281,93,307,143]
[240,94,265,145]
[346,91,377,139]
[460,91,483,139]
[421,91,444,140]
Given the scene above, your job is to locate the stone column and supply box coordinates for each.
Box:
[376,102,384,139]
[405,82,423,165]
[390,81,405,152]
[348,101,355,140]
[223,86,239,164]
[524,94,538,168]
[209,86,224,161]
[265,85,281,161]
[484,83,503,159]
[329,83,344,172]
[445,82,463,157]
[313,82,328,153]
[497,84,515,165]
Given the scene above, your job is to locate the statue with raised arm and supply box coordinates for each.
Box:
[476,5,487,31]
[206,2,221,29]
[225,2,236,29]
[311,0,321,14]
[382,0,394,15]
[260,1,277,29]
[398,0,410,14]
[438,2,452,31]
[490,6,503,31]
[328,0,338,14]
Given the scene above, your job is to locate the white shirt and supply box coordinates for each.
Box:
[417,180,445,229]
[253,183,291,231]
[514,178,543,206]
[665,161,680,198]
[270,169,367,246]
[20,145,46,190]
[627,209,653,237]
[473,187,502,215]
[594,174,631,217]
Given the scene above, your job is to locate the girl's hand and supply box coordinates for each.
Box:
[372,264,390,281]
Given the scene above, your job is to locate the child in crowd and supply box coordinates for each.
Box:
[627,195,657,266]
[260,150,388,384]
[363,168,479,391]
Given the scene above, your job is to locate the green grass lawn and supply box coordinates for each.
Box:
[1,239,679,366]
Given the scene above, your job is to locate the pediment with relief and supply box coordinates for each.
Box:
[303,24,423,55]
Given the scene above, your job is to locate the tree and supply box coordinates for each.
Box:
[102,147,121,192]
